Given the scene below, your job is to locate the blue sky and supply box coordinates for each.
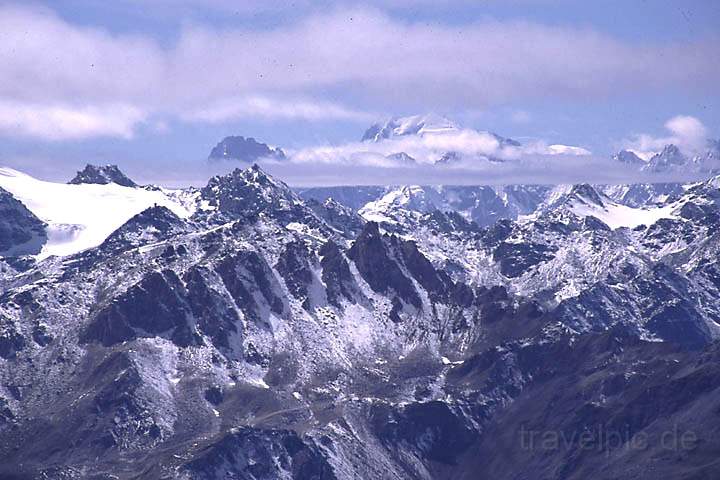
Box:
[0,0,718,185]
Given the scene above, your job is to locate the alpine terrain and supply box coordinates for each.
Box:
[2,0,717,477]
[1,152,720,479]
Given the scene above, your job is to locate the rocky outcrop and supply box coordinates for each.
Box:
[0,187,46,257]
[180,427,336,480]
[69,164,137,187]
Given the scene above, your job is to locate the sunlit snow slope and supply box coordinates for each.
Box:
[0,167,194,259]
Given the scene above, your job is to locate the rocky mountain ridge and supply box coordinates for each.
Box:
[1,164,720,478]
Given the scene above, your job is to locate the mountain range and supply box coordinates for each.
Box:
[1,159,720,478]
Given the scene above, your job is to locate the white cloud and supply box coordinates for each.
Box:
[0,5,717,140]
[665,115,708,150]
[262,152,651,187]
[622,115,710,160]
[182,96,373,123]
[0,101,145,140]
[287,127,590,168]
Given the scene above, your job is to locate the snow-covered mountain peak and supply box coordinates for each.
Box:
[199,164,304,223]
[361,114,460,142]
[68,163,137,187]
[208,164,293,196]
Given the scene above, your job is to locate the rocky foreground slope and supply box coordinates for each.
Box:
[1,165,720,479]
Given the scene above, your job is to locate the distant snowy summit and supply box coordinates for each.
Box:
[360,113,527,165]
[208,135,286,163]
[361,113,463,142]
[69,164,138,187]
[361,113,521,147]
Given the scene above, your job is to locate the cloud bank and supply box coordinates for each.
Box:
[183,96,374,123]
[0,101,145,141]
[622,115,712,160]
[0,4,717,140]
[287,127,591,168]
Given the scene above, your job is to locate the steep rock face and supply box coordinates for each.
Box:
[492,241,558,278]
[348,222,421,315]
[276,240,319,310]
[184,266,242,354]
[88,352,170,450]
[215,250,286,328]
[68,164,137,187]
[319,240,361,307]
[81,270,199,347]
[398,238,453,301]
[371,400,478,466]
[208,136,286,162]
[0,187,46,257]
[347,222,479,323]
[422,210,480,235]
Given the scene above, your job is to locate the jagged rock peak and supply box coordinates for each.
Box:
[642,144,688,173]
[206,164,293,194]
[68,164,137,187]
[208,135,286,162]
[199,164,300,220]
[569,183,606,207]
